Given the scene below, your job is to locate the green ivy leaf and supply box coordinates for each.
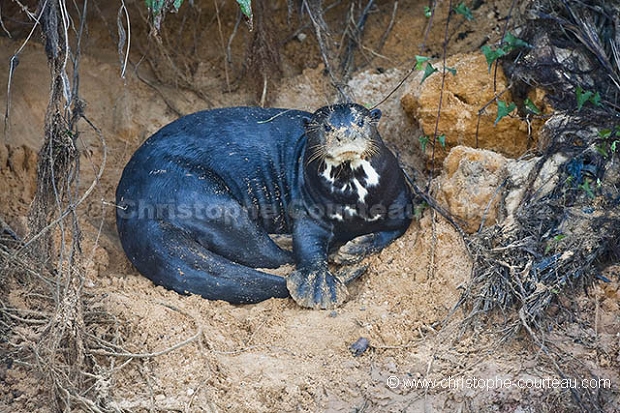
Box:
[419,135,430,152]
[145,0,161,13]
[454,2,473,21]
[414,202,429,220]
[415,55,431,71]
[576,86,593,111]
[236,0,253,29]
[146,0,185,33]
[495,100,516,125]
[438,134,446,148]
[544,234,567,254]
[446,67,457,76]
[236,0,251,18]
[599,128,620,155]
[579,180,595,199]
[503,32,531,50]
[421,62,438,84]
[481,45,506,71]
[595,144,609,158]
[524,98,541,115]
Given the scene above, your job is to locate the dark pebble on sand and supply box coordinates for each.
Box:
[349,337,370,356]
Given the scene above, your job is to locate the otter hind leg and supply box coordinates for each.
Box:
[122,220,290,304]
[171,197,293,269]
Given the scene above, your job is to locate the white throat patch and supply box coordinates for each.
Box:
[351,159,380,186]
[321,158,339,184]
[320,158,381,203]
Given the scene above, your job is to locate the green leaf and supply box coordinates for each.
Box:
[495,100,516,125]
[236,0,253,29]
[438,134,446,148]
[145,0,159,13]
[414,57,438,83]
[423,6,432,18]
[599,128,612,138]
[145,0,183,13]
[454,2,473,21]
[544,234,566,254]
[481,45,506,71]
[579,180,595,199]
[419,135,430,152]
[595,144,608,158]
[576,86,593,111]
[446,66,457,76]
[503,32,531,50]
[414,202,429,220]
[415,55,431,71]
[146,0,185,33]
[236,0,252,18]
[420,62,438,84]
[524,98,541,115]
[590,91,602,107]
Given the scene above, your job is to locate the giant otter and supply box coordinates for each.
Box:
[116,103,413,309]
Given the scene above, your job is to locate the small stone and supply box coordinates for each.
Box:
[349,337,370,356]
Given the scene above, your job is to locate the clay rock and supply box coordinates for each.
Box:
[401,53,537,163]
[434,146,508,233]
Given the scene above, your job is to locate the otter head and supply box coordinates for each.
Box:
[303,103,382,166]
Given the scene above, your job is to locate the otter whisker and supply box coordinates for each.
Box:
[362,141,380,159]
[306,144,327,165]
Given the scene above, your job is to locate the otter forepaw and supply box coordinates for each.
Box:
[337,265,368,284]
[286,267,348,309]
[330,234,376,265]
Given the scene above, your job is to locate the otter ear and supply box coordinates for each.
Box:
[369,108,382,121]
[302,116,312,127]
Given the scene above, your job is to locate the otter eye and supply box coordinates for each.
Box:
[357,118,365,127]
[324,124,333,133]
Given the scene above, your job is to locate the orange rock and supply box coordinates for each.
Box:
[401,53,540,164]
[434,146,508,233]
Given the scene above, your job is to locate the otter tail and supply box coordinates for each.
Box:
[118,222,290,304]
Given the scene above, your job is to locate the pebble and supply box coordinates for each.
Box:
[349,337,370,357]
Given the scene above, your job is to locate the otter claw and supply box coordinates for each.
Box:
[286,268,348,309]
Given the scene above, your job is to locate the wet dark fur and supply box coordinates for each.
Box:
[115,103,413,308]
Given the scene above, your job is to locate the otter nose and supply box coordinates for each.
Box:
[341,127,358,141]
[333,129,353,143]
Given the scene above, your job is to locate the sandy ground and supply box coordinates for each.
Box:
[1,1,619,412]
